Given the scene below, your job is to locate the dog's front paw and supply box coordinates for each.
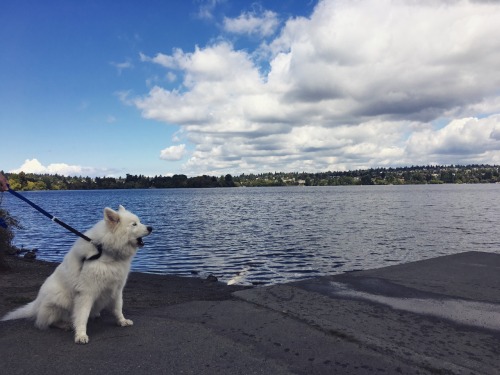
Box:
[118,318,133,327]
[75,333,89,344]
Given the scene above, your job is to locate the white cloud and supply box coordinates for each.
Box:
[136,43,265,127]
[405,115,500,164]
[133,0,500,175]
[9,159,109,177]
[223,9,279,37]
[140,51,177,69]
[266,0,500,121]
[196,0,225,20]
[10,159,47,174]
[160,144,187,161]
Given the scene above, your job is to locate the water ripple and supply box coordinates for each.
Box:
[3,185,500,285]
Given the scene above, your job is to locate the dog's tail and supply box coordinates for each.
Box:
[1,301,36,321]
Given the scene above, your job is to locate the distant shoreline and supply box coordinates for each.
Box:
[4,164,500,191]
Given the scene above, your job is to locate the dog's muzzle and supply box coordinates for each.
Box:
[137,226,153,248]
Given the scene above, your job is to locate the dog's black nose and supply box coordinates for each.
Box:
[147,226,153,233]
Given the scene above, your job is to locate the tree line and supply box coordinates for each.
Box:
[2,172,236,191]
[2,164,500,191]
[236,165,500,187]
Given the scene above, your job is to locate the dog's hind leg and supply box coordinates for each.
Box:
[35,303,61,330]
[72,294,94,344]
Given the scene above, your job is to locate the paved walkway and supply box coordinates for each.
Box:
[2,251,500,374]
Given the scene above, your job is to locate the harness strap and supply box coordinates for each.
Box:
[86,243,103,261]
[7,187,103,261]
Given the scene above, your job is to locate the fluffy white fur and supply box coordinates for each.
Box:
[1,205,152,344]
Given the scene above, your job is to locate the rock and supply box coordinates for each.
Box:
[206,274,218,282]
[23,250,37,260]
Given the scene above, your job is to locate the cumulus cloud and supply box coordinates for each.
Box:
[9,159,110,177]
[267,0,500,121]
[223,9,279,37]
[160,144,187,161]
[405,115,500,164]
[133,0,500,175]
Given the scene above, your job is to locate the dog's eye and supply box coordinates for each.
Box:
[132,223,137,226]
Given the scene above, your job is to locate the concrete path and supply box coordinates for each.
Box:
[2,251,500,374]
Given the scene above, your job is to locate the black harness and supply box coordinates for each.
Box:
[7,187,103,262]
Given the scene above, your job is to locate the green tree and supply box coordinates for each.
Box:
[440,171,455,183]
[360,174,374,185]
[18,172,28,190]
[224,174,235,187]
[7,176,21,190]
[172,174,188,188]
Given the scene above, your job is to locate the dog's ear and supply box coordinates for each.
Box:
[118,205,126,212]
[104,207,120,226]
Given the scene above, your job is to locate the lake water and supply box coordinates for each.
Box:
[2,185,500,285]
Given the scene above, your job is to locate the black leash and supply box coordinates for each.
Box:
[6,186,102,261]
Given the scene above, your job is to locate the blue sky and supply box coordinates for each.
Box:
[2,0,500,177]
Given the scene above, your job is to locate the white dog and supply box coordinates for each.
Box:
[1,205,152,344]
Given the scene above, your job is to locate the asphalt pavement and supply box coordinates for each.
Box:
[2,251,500,374]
